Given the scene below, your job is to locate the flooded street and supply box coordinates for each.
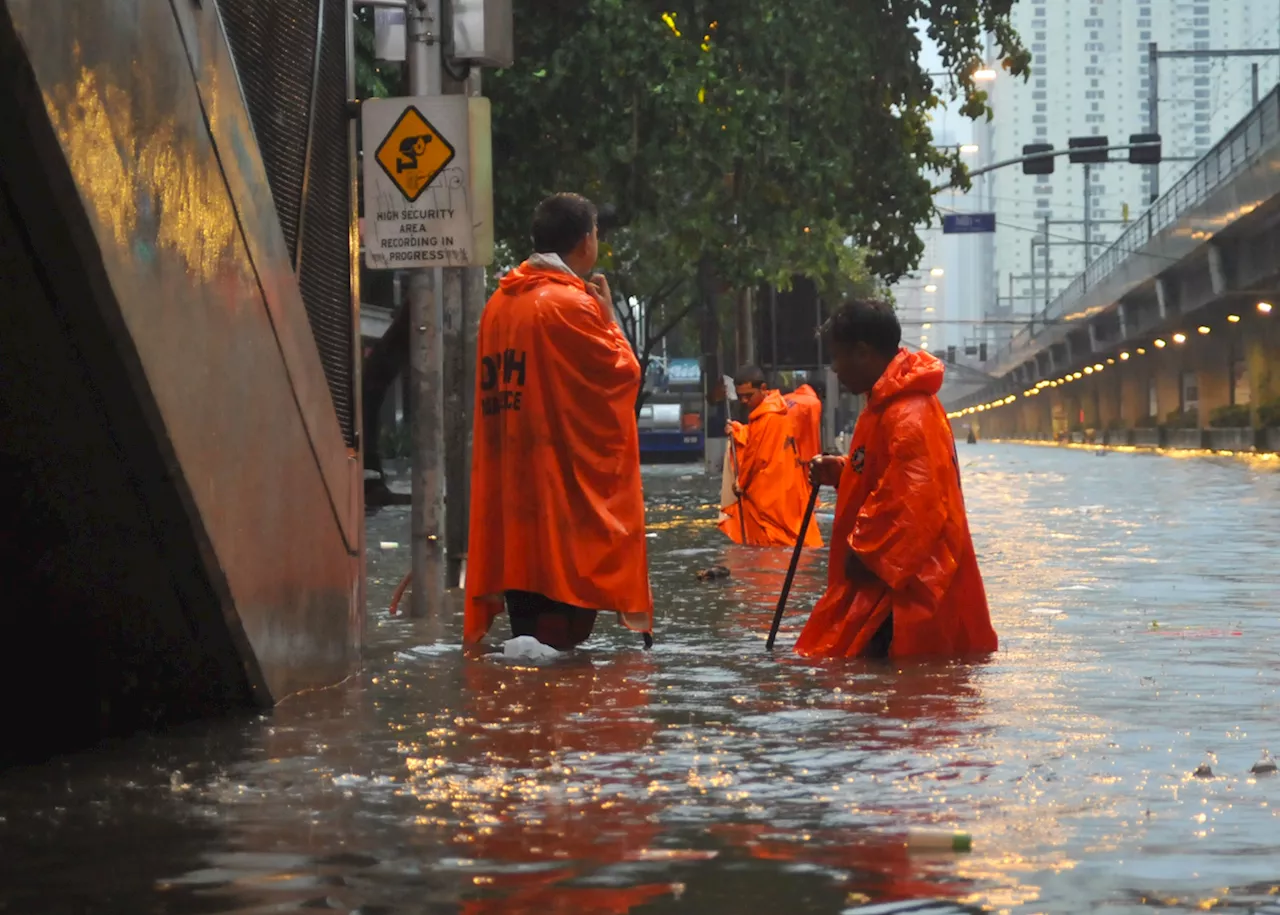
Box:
[4,444,1280,914]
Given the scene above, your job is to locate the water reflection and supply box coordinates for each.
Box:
[2,446,1280,913]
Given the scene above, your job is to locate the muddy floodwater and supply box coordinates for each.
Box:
[4,444,1280,914]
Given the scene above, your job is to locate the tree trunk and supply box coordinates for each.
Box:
[363,302,411,508]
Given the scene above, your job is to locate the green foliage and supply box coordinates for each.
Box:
[1258,397,1280,429]
[1163,408,1199,429]
[487,1,1029,291]
[1209,403,1251,428]
[353,9,403,100]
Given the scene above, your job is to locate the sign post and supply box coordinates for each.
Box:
[357,0,499,618]
[942,212,996,234]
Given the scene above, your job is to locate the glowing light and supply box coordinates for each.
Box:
[1228,314,1241,323]
[1084,366,1094,374]
[930,267,945,277]
[1073,372,1083,379]
[959,143,980,154]
[925,284,938,293]
[1154,339,1167,348]
[1093,363,1104,371]
[973,68,998,82]
[1172,332,1187,343]
[922,323,933,329]
[1197,325,1210,335]
[925,306,936,313]
[1106,358,1116,364]
[1120,352,1131,360]
[1137,347,1147,355]
[1258,301,1273,314]
[1005,395,1016,404]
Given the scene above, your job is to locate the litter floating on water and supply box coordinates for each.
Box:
[379,541,400,550]
[500,636,563,663]
[1252,750,1278,775]
[904,829,972,853]
[695,565,731,582]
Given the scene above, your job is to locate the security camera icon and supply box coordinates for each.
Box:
[396,134,433,173]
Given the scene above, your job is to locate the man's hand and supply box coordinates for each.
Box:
[724,422,735,436]
[586,273,613,314]
[809,455,843,487]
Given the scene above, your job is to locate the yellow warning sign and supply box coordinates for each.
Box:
[373,105,456,202]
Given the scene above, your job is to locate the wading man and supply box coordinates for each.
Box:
[720,366,824,549]
[464,193,654,651]
[796,300,996,659]
[785,379,823,468]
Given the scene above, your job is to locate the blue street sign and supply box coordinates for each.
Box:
[942,213,996,234]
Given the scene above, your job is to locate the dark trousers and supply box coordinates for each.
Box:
[505,590,597,651]
[865,612,894,659]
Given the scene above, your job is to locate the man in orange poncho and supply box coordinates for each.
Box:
[784,379,823,467]
[719,366,824,549]
[464,193,653,651]
[796,299,996,660]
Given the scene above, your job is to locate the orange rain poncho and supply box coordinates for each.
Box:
[463,260,654,644]
[795,349,997,659]
[719,390,824,549]
[785,383,823,465]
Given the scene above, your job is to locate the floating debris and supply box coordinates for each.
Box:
[695,565,731,582]
[1252,749,1278,776]
[905,829,972,853]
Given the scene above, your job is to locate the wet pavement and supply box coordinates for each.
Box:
[3,444,1280,914]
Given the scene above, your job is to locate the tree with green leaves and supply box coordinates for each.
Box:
[483,1,1027,407]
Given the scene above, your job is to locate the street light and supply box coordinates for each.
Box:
[973,68,998,82]
[959,144,980,154]
[930,267,945,277]
[924,284,938,293]
[1259,301,1274,314]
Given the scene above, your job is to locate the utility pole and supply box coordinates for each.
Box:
[460,70,486,591]
[407,0,445,618]
[1042,215,1050,311]
[442,63,479,589]
[1082,162,1092,265]
[1148,42,1159,201]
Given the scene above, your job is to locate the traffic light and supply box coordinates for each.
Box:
[1022,143,1054,175]
[1129,132,1162,164]
[979,342,988,362]
[1068,135,1109,164]
[946,345,957,365]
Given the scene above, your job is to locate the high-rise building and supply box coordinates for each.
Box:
[987,0,1280,347]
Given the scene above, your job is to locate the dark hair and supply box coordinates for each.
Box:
[734,364,767,387]
[827,298,901,358]
[531,193,597,256]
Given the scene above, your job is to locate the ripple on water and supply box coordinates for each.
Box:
[2,446,1280,913]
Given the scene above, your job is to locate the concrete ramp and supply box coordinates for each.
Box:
[0,0,363,765]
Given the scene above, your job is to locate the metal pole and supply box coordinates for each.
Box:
[442,264,465,587]
[408,0,445,618]
[1253,62,1261,106]
[459,70,485,591]
[1042,214,1050,310]
[1083,162,1092,265]
[1148,42,1160,201]
[1028,236,1037,324]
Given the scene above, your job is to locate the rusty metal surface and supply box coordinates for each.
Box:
[4,0,360,697]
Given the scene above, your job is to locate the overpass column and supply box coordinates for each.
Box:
[1244,303,1280,427]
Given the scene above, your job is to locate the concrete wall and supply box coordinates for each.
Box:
[0,0,361,763]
